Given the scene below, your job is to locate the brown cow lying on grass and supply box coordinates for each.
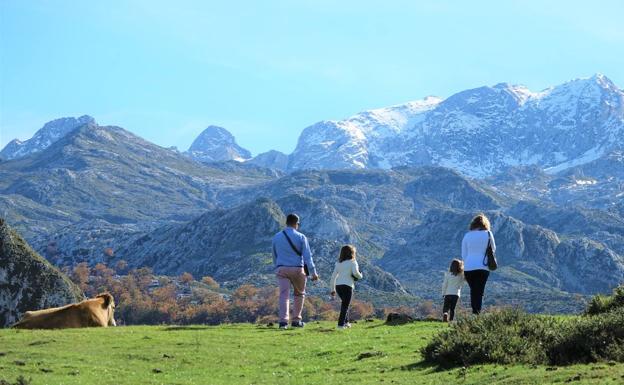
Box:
[12,293,116,329]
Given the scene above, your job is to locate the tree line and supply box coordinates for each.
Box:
[65,262,426,325]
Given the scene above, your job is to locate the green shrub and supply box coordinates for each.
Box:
[421,308,561,367]
[548,307,624,364]
[422,306,624,367]
[585,285,624,315]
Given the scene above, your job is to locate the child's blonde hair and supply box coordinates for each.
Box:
[449,259,464,276]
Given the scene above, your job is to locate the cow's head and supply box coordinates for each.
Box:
[96,293,117,326]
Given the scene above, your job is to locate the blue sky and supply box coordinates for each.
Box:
[1,0,623,156]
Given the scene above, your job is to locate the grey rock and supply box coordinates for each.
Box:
[248,150,289,171]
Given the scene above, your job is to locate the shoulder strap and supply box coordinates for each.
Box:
[282,230,302,256]
[483,231,492,266]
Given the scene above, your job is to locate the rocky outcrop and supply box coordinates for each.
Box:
[248,150,289,171]
[0,218,83,327]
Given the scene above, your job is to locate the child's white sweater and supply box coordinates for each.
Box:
[330,259,363,289]
[442,272,465,297]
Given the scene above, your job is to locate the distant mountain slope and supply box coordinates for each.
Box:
[0,123,275,239]
[288,75,624,177]
[0,115,95,160]
[486,149,624,210]
[103,198,408,305]
[248,150,289,171]
[0,218,83,327]
[185,125,252,163]
[22,165,624,312]
[378,209,622,313]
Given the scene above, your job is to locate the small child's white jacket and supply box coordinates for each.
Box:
[330,259,363,289]
[442,271,465,297]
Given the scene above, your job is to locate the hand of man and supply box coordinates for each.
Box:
[311,273,320,281]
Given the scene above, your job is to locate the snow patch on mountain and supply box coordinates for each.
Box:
[288,74,624,177]
[545,146,606,174]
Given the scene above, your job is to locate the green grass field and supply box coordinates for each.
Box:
[1,320,623,385]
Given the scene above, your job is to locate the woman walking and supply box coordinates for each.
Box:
[461,213,496,314]
[330,245,363,329]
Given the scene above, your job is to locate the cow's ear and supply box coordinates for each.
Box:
[96,293,113,308]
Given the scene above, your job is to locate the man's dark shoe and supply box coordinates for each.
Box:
[278,322,288,329]
[291,321,305,328]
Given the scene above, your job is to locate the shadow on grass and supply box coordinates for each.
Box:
[400,360,447,373]
[161,326,213,331]
[363,319,444,329]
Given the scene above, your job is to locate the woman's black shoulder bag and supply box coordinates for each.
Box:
[483,231,498,271]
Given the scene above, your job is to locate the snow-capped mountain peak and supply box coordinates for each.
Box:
[0,115,96,160]
[287,75,624,177]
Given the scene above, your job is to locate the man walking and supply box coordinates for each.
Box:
[272,213,319,329]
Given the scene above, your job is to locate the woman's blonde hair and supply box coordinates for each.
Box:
[339,245,357,262]
[469,213,491,231]
[449,259,464,276]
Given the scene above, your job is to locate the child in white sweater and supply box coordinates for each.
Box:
[441,259,465,322]
[330,245,363,329]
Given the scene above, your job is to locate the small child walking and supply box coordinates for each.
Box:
[330,245,363,329]
[441,259,465,322]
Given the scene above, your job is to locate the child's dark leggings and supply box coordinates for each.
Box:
[464,270,490,314]
[336,284,353,326]
[443,295,459,321]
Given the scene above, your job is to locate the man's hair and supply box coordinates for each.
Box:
[286,214,300,227]
[339,245,356,262]
[469,213,491,231]
[449,259,464,276]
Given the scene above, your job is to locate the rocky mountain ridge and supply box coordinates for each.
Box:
[0,123,274,239]
[1,115,95,160]
[288,74,624,177]
[185,125,252,163]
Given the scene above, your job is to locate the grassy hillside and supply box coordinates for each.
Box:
[1,321,623,385]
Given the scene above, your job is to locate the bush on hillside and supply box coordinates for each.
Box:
[421,308,560,366]
[585,285,624,315]
[422,306,624,367]
[548,307,624,364]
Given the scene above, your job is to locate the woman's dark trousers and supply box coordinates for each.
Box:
[464,270,490,314]
[336,284,353,326]
[443,295,459,321]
